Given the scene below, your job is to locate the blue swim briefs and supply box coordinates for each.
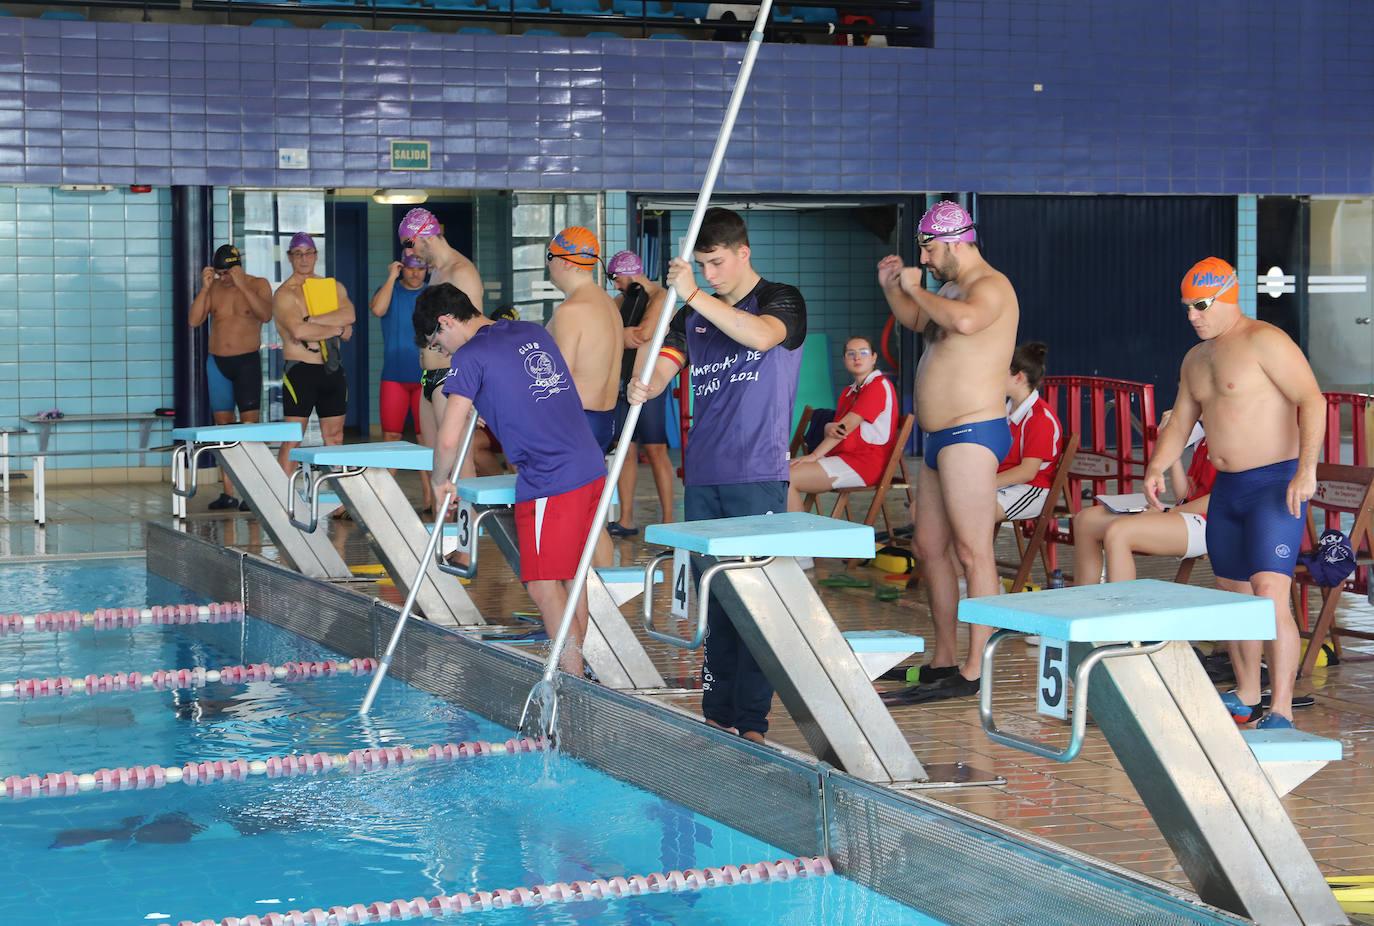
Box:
[1205,458,1306,581]
[923,417,1012,471]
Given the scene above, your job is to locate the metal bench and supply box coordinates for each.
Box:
[961,579,1345,924]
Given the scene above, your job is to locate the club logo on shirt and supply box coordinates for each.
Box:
[520,345,568,401]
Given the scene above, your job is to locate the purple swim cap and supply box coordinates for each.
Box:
[400,249,426,269]
[917,201,977,245]
[288,232,316,252]
[606,250,643,278]
[398,207,440,243]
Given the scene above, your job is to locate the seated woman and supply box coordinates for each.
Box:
[787,335,898,511]
[1072,413,1215,584]
[996,342,1063,521]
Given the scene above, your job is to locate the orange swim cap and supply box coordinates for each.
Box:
[547,226,600,267]
[1180,257,1239,305]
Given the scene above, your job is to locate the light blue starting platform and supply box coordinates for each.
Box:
[964,578,1345,924]
[453,474,517,505]
[645,512,874,559]
[169,421,349,580]
[639,512,933,785]
[289,441,433,471]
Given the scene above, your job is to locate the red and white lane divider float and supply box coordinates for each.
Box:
[0,601,243,636]
[0,657,377,700]
[1,736,549,800]
[177,856,834,925]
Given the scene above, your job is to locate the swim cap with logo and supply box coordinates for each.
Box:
[606,250,643,278]
[1180,257,1239,305]
[288,232,316,252]
[548,226,600,267]
[917,201,977,244]
[398,208,440,243]
[212,244,242,270]
[400,249,426,269]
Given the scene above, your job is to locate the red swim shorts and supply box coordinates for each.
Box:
[514,477,605,582]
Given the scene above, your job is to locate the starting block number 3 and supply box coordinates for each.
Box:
[1037,637,1068,720]
[453,499,475,556]
[671,548,691,620]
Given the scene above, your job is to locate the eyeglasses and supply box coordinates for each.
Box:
[1184,274,1237,313]
[917,223,975,247]
[289,249,316,258]
[844,349,872,359]
[425,325,443,352]
[400,238,415,249]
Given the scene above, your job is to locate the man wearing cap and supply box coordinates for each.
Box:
[370,249,431,508]
[1144,257,1325,729]
[626,207,807,745]
[877,201,1019,706]
[398,207,486,507]
[416,283,605,677]
[188,244,274,511]
[271,233,356,473]
[605,250,675,536]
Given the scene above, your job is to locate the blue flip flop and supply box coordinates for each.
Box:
[606,522,639,538]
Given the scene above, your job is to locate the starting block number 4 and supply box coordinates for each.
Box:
[671,548,691,620]
[1037,638,1068,720]
[453,499,475,557]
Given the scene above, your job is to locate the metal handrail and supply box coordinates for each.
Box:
[286,465,366,533]
[642,553,775,650]
[170,441,237,498]
[978,630,1168,763]
[434,506,502,580]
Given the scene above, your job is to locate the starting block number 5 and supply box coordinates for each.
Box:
[453,499,475,557]
[1036,637,1068,720]
[671,548,691,620]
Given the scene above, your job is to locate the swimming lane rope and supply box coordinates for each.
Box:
[0,657,377,700]
[0,601,244,635]
[176,856,834,925]
[1,736,549,800]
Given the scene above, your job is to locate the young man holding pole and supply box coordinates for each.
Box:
[627,207,807,744]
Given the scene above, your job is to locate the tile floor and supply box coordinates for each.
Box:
[4,464,1374,919]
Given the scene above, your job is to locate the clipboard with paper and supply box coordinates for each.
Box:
[1095,493,1150,514]
[302,278,344,373]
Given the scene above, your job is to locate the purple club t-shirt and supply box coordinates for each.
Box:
[443,319,605,502]
[662,279,806,487]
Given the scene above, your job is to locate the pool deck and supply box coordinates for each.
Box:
[4,467,1374,915]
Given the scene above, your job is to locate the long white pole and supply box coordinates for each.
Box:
[533,1,776,695]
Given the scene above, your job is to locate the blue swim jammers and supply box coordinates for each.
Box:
[1205,458,1306,581]
[923,417,1013,471]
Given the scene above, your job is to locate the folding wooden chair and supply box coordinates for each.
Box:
[998,433,1080,593]
[801,414,915,539]
[1293,462,1374,678]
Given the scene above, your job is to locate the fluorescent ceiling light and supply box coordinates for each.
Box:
[372,188,428,205]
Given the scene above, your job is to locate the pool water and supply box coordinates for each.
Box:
[0,561,938,925]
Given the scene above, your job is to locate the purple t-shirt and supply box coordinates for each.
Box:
[443,320,605,502]
[662,279,806,487]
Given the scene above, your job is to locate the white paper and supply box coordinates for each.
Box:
[243,192,275,231]
[276,192,325,235]
[1096,493,1149,514]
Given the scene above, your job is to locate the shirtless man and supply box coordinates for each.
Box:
[1144,257,1325,729]
[876,201,1019,706]
[397,208,491,507]
[271,233,356,473]
[545,226,622,567]
[188,244,273,510]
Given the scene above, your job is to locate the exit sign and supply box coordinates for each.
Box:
[390,140,431,171]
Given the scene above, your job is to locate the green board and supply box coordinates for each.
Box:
[793,332,835,431]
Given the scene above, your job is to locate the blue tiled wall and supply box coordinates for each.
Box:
[2,6,1371,196]
[0,187,173,472]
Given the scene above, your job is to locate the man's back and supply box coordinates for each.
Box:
[550,283,622,412]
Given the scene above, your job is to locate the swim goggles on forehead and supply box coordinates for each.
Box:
[916,223,976,246]
[1184,274,1237,312]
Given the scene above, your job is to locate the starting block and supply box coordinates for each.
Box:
[449,475,665,690]
[643,512,926,785]
[171,422,351,580]
[842,630,925,681]
[287,442,482,628]
[963,580,1345,924]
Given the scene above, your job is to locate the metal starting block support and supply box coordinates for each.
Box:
[448,475,665,691]
[643,512,927,785]
[963,579,1347,925]
[288,442,482,628]
[171,423,351,580]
